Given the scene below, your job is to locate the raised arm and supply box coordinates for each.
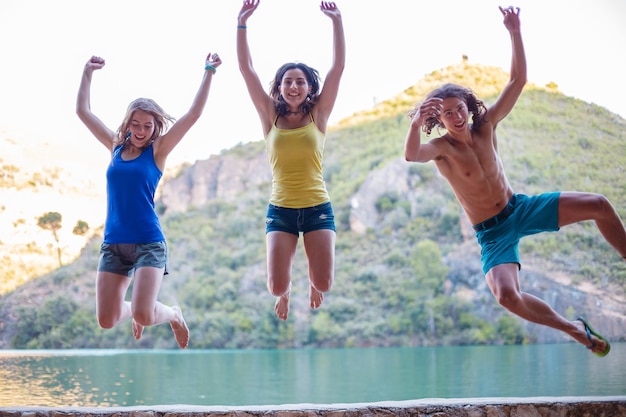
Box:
[237,0,275,134]
[404,97,443,163]
[485,6,526,125]
[154,52,222,165]
[312,1,346,132]
[76,56,116,152]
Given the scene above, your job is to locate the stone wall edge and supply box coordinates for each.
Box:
[0,396,625,414]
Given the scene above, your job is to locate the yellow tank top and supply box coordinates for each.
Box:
[265,115,329,208]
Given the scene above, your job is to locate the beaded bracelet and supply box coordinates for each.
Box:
[237,25,247,29]
[205,64,216,74]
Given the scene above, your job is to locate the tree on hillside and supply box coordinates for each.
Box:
[72,219,89,236]
[37,211,63,267]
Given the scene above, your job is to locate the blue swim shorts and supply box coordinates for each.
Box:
[475,192,560,274]
[98,241,169,277]
[266,201,336,235]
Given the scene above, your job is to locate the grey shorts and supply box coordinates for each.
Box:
[98,241,169,277]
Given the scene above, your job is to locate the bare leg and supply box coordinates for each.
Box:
[96,271,132,329]
[274,283,291,321]
[558,192,626,257]
[486,263,609,354]
[303,229,335,310]
[266,231,298,320]
[169,306,189,349]
[131,266,189,348]
[132,318,144,340]
[309,283,324,310]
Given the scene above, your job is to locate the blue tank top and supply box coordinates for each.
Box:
[104,144,165,244]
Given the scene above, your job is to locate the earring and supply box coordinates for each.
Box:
[125,131,131,140]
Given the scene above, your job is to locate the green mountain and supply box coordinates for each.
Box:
[1,61,625,350]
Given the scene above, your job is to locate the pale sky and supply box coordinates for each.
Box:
[1,0,624,167]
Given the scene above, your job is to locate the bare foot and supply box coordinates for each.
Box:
[274,290,290,321]
[132,318,144,341]
[309,283,324,310]
[573,318,609,355]
[170,306,189,349]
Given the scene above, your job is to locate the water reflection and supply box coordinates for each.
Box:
[0,344,624,407]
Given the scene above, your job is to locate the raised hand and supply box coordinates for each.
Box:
[320,1,341,19]
[85,55,105,72]
[411,97,443,127]
[205,52,222,70]
[499,5,521,33]
[238,0,260,25]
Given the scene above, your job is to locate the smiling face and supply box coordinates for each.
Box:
[127,110,156,147]
[278,68,312,109]
[439,97,470,135]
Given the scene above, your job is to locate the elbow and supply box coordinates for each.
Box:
[336,59,346,73]
[76,107,88,122]
[186,112,202,124]
[511,73,527,88]
[518,75,528,86]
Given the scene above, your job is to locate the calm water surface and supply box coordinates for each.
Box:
[1,343,625,407]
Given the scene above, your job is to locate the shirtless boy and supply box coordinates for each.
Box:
[403,6,625,356]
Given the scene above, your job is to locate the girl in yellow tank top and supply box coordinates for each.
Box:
[237,0,346,321]
[266,113,329,208]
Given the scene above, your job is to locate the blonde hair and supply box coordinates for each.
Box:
[115,98,176,146]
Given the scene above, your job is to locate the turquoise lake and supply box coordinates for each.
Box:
[1,343,624,407]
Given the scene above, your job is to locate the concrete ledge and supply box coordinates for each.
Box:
[1,397,625,417]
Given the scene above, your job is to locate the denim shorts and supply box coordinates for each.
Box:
[476,192,560,274]
[98,241,169,277]
[266,201,336,235]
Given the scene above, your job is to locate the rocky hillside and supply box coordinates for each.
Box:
[0,131,107,293]
[1,61,625,349]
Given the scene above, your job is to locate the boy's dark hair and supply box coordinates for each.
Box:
[409,83,487,135]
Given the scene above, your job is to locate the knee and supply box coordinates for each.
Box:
[494,287,522,310]
[97,314,117,330]
[596,194,615,216]
[267,278,290,297]
[131,307,155,327]
[583,193,614,218]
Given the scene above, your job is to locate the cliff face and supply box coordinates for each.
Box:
[160,151,272,213]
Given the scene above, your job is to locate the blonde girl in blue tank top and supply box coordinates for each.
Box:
[76,52,222,348]
[237,0,345,320]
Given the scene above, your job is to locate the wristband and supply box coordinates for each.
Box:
[237,25,247,29]
[205,64,216,74]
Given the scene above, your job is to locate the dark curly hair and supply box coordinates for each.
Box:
[269,62,321,117]
[408,83,487,135]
